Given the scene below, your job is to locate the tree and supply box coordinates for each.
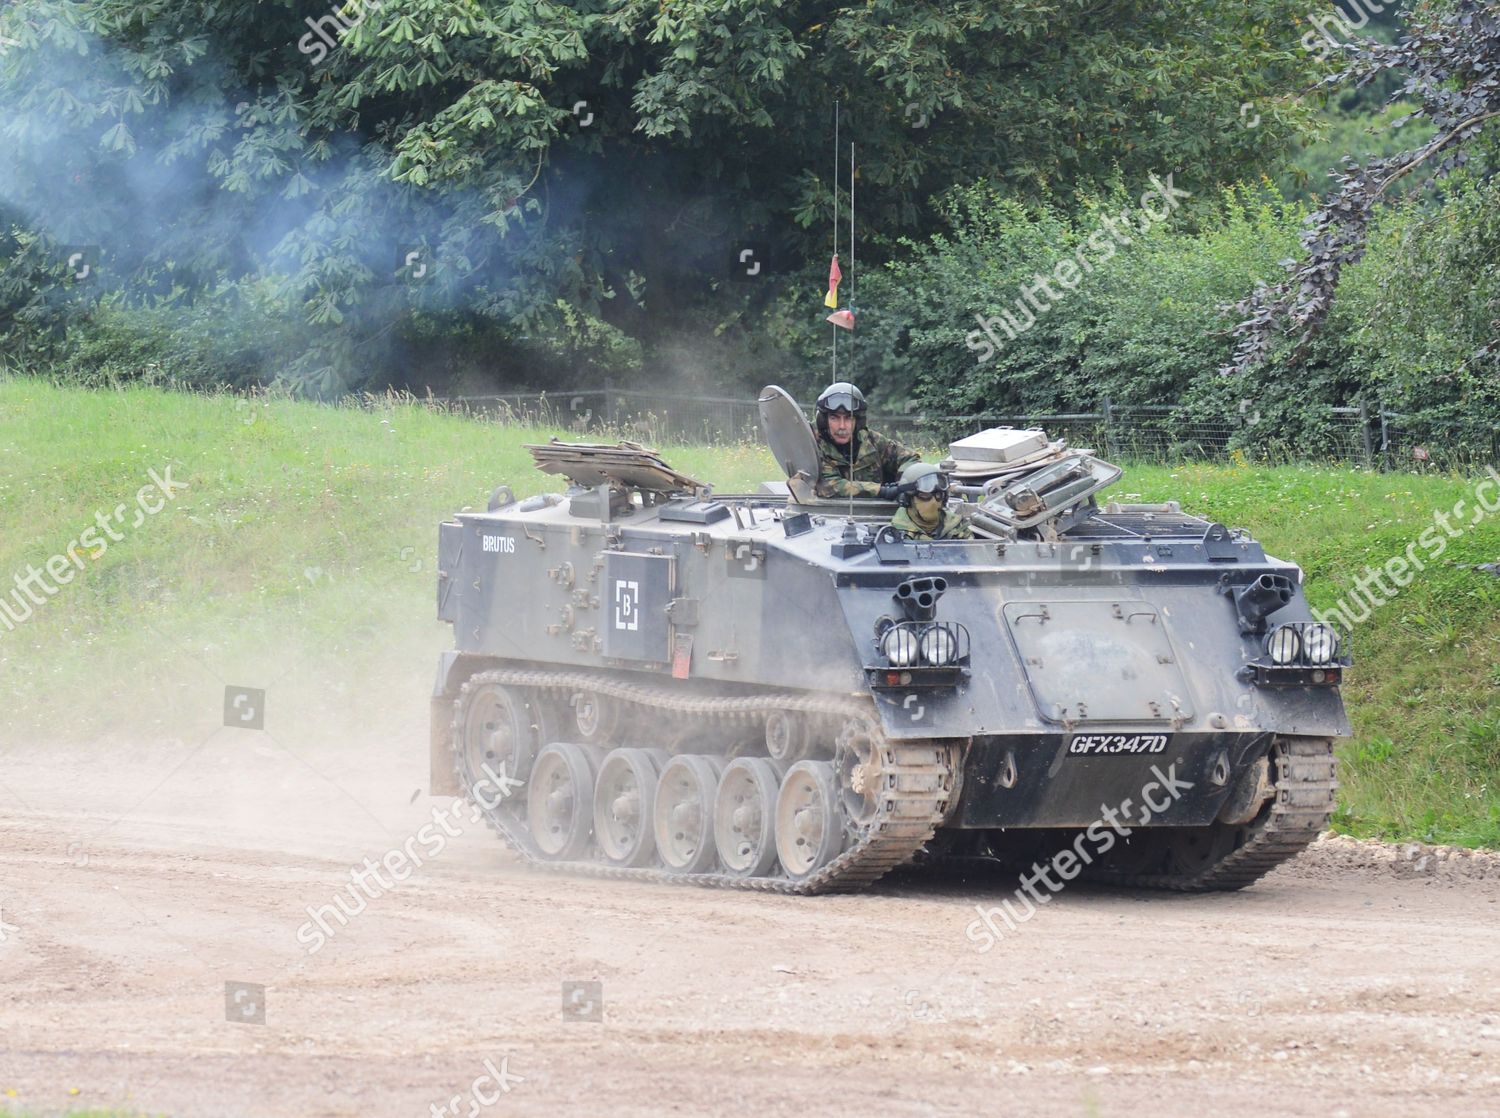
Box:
[0,0,1322,394]
[1226,0,1500,377]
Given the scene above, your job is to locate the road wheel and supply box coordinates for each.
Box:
[654,755,724,874]
[527,743,597,861]
[455,679,536,795]
[594,748,663,868]
[714,758,781,877]
[775,761,845,880]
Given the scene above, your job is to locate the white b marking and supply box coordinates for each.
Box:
[614,580,640,631]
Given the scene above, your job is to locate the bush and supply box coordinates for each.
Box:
[1338,172,1500,462]
[858,173,1500,460]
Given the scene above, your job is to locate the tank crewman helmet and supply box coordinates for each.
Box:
[896,461,949,507]
[815,381,867,438]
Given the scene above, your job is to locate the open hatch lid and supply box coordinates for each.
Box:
[758,384,820,481]
[525,438,705,493]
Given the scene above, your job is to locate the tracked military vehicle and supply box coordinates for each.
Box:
[429,386,1346,894]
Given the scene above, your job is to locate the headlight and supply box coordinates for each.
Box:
[883,627,921,667]
[1302,624,1339,664]
[1266,625,1301,665]
[920,625,958,666]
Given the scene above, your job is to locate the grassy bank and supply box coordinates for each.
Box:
[0,379,1496,845]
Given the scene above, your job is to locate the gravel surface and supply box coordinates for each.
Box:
[2,739,1498,1118]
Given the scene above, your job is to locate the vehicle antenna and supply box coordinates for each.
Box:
[831,102,839,384]
[847,138,856,523]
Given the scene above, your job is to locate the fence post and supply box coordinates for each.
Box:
[1359,401,1375,471]
[1101,397,1120,460]
[1378,405,1392,472]
[604,377,617,430]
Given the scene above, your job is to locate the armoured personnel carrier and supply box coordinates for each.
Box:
[429,386,1346,894]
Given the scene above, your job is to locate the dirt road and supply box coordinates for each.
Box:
[3,738,1499,1118]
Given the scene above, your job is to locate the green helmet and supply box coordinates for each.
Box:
[815,382,867,440]
[896,462,947,507]
[816,381,867,416]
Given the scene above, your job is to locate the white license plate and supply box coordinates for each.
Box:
[1068,732,1171,756]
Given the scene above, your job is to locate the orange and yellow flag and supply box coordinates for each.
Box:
[824,254,842,309]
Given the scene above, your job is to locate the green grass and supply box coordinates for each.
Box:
[1116,460,1500,846]
[1,378,1496,846]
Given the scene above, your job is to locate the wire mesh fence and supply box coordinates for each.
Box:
[1377,409,1500,473]
[436,390,1492,472]
[436,390,766,445]
[1104,404,1375,465]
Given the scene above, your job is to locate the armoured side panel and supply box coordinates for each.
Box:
[443,506,867,693]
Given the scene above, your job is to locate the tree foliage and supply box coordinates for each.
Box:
[851,171,1499,458]
[1336,170,1500,449]
[0,0,1319,394]
[861,181,1317,414]
[1228,0,1500,376]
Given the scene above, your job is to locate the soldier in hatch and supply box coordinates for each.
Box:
[890,462,973,541]
[813,382,920,498]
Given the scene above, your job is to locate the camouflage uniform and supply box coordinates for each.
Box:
[814,429,920,498]
[890,506,973,541]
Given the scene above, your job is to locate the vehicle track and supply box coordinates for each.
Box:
[451,668,961,894]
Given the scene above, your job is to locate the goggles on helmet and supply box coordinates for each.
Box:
[911,472,948,498]
[816,382,867,415]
